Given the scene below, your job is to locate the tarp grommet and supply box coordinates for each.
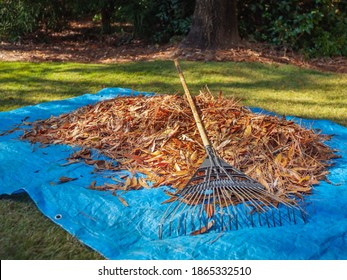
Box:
[55,214,62,220]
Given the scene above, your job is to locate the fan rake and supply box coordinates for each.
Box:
[158,60,307,239]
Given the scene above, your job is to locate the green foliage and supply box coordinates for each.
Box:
[2,0,346,57]
[238,0,347,57]
[116,0,194,43]
[149,0,194,43]
[0,0,193,43]
[0,0,39,41]
[0,0,68,41]
[37,0,68,31]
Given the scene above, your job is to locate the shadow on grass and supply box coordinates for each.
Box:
[0,193,104,260]
[0,61,345,126]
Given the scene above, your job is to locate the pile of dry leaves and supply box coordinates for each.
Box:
[21,89,338,200]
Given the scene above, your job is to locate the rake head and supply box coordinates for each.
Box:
[158,146,307,239]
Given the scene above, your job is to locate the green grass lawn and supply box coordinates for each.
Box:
[1,61,346,125]
[0,60,346,259]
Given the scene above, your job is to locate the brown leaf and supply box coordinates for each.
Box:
[58,176,78,184]
[139,177,151,189]
[243,125,252,137]
[190,220,215,236]
[111,176,123,183]
[123,177,132,189]
[190,150,198,162]
[174,162,181,172]
[19,90,337,205]
[60,159,80,166]
[124,153,144,164]
[117,196,129,207]
[131,176,138,187]
[161,196,178,204]
[204,204,214,218]
[104,183,123,190]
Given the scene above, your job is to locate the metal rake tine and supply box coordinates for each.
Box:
[251,205,282,227]
[178,185,206,235]
[220,186,250,228]
[293,208,297,224]
[160,196,188,237]
[158,224,163,240]
[226,181,304,226]
[300,209,308,224]
[218,166,288,210]
[177,215,181,234]
[218,184,239,230]
[160,195,179,223]
[223,182,261,227]
[283,206,298,225]
[250,212,255,227]
[192,192,204,231]
[287,206,292,222]
[222,180,269,210]
[190,196,204,233]
[258,212,262,226]
[203,189,211,233]
[214,186,227,231]
[235,214,239,230]
[274,205,295,226]
[190,187,207,232]
[196,183,211,235]
[159,197,179,239]
[166,200,183,225]
[233,183,280,211]
[272,209,276,227]
[158,60,309,240]
[223,184,268,218]
[245,184,303,212]
[265,212,270,227]
[219,185,236,230]
[191,213,195,232]
[212,182,219,230]
[168,169,294,235]
[219,184,252,227]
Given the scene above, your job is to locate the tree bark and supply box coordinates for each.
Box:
[182,0,240,49]
[101,0,118,34]
[101,8,112,34]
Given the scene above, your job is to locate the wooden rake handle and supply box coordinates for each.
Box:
[174,59,211,147]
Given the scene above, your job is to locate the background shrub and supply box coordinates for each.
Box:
[238,0,347,57]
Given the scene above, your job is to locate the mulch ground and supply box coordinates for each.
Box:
[1,20,346,73]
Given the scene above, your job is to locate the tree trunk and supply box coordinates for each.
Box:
[101,7,112,34]
[182,0,240,49]
[101,0,118,34]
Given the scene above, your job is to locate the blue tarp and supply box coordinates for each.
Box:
[1,88,346,260]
